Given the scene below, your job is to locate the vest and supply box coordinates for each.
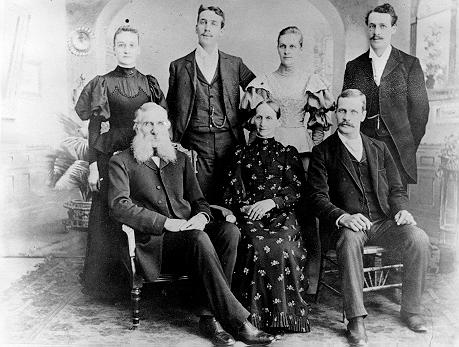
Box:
[349,148,386,222]
[362,82,390,138]
[189,62,229,133]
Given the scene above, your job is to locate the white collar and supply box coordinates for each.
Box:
[196,44,219,60]
[369,45,392,61]
[338,131,363,161]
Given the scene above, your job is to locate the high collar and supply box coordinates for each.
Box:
[114,65,137,77]
[253,136,276,146]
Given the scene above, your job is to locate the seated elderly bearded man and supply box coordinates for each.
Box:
[108,102,274,346]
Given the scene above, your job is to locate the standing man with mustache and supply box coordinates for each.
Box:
[167,5,255,204]
[307,89,430,346]
[343,3,429,188]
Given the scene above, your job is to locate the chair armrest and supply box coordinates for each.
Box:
[122,224,136,257]
[210,204,236,223]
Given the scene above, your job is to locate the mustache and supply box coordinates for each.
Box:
[339,121,354,128]
[370,35,383,40]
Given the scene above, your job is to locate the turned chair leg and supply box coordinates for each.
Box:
[130,286,141,330]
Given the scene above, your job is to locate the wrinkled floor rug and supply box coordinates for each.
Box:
[0,257,458,346]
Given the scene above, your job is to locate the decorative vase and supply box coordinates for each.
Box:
[62,199,92,232]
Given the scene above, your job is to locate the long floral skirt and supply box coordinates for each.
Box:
[233,211,310,332]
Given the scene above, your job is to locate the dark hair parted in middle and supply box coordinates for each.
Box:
[197,4,225,28]
[365,3,398,26]
[277,26,303,48]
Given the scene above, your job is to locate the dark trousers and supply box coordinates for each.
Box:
[335,219,430,319]
[183,130,236,204]
[161,221,249,328]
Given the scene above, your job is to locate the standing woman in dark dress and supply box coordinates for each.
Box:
[75,25,167,298]
[223,100,310,333]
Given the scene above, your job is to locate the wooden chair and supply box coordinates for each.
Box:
[315,244,403,322]
[121,144,235,329]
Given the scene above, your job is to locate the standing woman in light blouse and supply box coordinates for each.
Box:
[75,25,167,298]
[241,26,335,171]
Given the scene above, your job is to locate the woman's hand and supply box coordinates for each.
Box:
[88,162,100,192]
[244,199,276,220]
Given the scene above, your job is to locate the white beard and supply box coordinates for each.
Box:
[131,132,176,164]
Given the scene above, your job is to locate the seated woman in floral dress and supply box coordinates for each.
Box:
[223,100,310,334]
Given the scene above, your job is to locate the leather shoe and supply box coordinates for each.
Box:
[199,316,235,346]
[236,320,274,345]
[400,310,428,333]
[346,316,368,346]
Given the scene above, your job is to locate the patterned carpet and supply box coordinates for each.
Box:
[1,257,458,346]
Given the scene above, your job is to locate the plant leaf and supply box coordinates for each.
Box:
[54,160,89,193]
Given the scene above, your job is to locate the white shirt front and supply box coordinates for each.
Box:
[152,156,160,167]
[195,44,219,84]
[369,45,392,86]
[338,131,363,162]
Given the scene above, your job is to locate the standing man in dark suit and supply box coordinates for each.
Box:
[343,3,429,187]
[108,102,273,346]
[167,5,255,203]
[307,90,430,346]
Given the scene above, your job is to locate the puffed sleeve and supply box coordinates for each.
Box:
[75,76,110,164]
[240,75,272,113]
[304,74,335,131]
[75,76,110,121]
[146,75,167,111]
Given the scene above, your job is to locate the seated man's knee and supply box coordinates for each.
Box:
[218,222,241,244]
[336,228,365,252]
[188,229,213,250]
[403,225,430,250]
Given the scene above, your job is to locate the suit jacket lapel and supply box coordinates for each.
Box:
[144,158,159,172]
[362,136,379,194]
[362,50,375,83]
[185,51,197,92]
[218,51,234,110]
[334,134,363,192]
[381,47,401,81]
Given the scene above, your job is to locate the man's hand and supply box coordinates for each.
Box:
[88,162,100,192]
[242,199,276,220]
[180,213,208,231]
[100,121,110,135]
[394,210,417,226]
[338,213,372,232]
[164,218,187,232]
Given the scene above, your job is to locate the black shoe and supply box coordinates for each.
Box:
[400,310,428,333]
[346,316,368,346]
[199,316,235,346]
[236,320,274,345]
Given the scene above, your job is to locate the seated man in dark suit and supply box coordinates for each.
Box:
[307,89,430,346]
[108,102,273,346]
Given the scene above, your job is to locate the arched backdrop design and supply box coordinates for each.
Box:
[94,0,345,97]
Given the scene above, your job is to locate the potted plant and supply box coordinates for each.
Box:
[48,113,91,231]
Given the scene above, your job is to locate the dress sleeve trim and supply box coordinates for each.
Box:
[75,75,111,121]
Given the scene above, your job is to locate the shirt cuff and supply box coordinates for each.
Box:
[336,214,348,228]
[197,212,210,223]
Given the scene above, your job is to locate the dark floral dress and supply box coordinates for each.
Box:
[223,137,310,332]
